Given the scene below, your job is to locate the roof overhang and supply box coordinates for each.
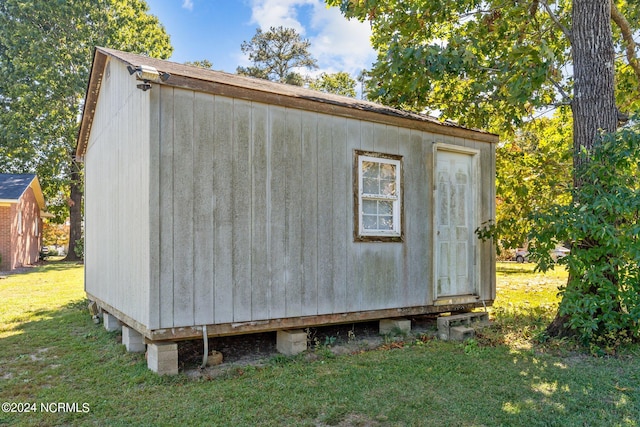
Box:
[30,176,46,210]
[75,47,499,160]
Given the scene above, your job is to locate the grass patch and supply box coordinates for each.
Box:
[0,261,639,426]
[479,262,567,350]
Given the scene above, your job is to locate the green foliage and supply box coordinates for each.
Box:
[74,236,84,260]
[184,59,214,69]
[479,109,573,249]
[0,0,172,260]
[528,120,640,348]
[237,26,318,85]
[0,0,172,220]
[326,0,640,134]
[308,71,357,97]
[326,0,569,132]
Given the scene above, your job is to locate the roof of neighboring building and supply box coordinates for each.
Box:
[0,173,46,209]
[76,46,499,158]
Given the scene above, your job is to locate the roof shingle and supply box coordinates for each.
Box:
[0,174,37,201]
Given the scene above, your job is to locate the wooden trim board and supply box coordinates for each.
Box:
[87,293,493,342]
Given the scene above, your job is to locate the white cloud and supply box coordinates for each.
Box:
[182,0,194,11]
[248,0,314,34]
[248,0,376,76]
[308,3,375,75]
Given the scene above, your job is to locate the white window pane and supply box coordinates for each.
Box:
[363,215,377,230]
[381,179,395,196]
[363,178,379,194]
[379,216,394,230]
[362,161,378,178]
[378,200,393,215]
[363,200,377,214]
[380,163,395,179]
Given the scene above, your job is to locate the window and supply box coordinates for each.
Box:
[354,151,403,242]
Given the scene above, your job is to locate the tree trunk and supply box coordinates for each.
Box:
[570,0,618,168]
[546,0,618,337]
[64,160,83,262]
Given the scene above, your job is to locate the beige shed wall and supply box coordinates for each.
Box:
[84,58,151,326]
[149,86,495,330]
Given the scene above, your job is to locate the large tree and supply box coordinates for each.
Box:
[326,0,639,133]
[327,0,640,341]
[0,0,172,260]
[237,26,318,85]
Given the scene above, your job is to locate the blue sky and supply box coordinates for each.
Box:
[145,0,376,79]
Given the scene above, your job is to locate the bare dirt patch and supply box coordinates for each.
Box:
[180,316,440,379]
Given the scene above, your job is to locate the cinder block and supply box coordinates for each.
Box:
[277,329,307,356]
[122,325,145,353]
[147,342,178,375]
[379,318,411,335]
[437,312,489,340]
[450,326,475,341]
[103,312,122,332]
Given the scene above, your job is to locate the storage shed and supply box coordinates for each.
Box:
[76,47,497,373]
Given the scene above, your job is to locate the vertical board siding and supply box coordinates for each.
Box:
[300,110,319,315]
[85,59,151,326]
[158,87,175,328]
[172,89,196,327]
[406,131,431,305]
[251,103,270,320]
[316,116,334,314]
[268,106,287,319]
[285,108,303,318]
[331,117,348,313]
[193,92,215,325]
[212,96,234,324]
[397,127,414,306]
[345,120,362,312]
[148,85,161,329]
[151,91,496,329]
[232,100,253,322]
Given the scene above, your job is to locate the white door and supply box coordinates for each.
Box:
[434,148,478,299]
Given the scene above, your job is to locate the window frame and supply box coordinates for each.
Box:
[353,150,404,242]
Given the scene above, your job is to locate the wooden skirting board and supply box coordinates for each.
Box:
[87,292,492,342]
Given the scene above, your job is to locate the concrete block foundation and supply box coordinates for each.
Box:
[450,326,475,341]
[437,312,489,341]
[379,318,411,336]
[103,312,122,332]
[277,329,307,355]
[122,325,146,353]
[147,342,179,375]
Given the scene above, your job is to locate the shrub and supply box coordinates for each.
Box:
[528,120,640,349]
[74,236,84,260]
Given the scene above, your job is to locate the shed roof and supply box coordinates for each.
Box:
[0,173,46,209]
[76,47,498,158]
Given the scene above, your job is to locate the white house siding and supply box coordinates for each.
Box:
[84,58,151,327]
[149,86,495,330]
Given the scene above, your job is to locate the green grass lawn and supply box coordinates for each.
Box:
[0,262,638,426]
